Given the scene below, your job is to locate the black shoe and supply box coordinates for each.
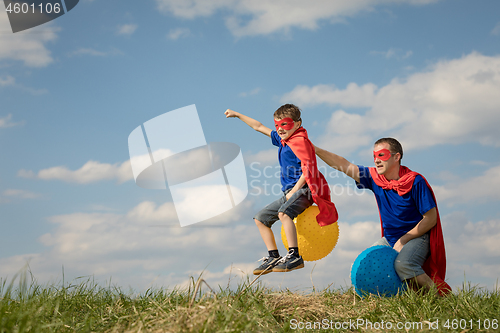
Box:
[253,256,282,275]
[272,250,304,272]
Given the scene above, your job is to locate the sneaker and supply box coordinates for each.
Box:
[272,250,304,272]
[253,256,282,275]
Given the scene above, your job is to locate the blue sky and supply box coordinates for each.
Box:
[1,0,500,292]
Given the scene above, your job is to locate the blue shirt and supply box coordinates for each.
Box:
[356,165,436,247]
[271,130,302,191]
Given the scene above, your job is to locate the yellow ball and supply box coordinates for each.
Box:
[281,205,339,262]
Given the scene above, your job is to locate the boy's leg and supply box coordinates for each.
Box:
[254,218,278,251]
[279,212,298,248]
[253,195,286,250]
[273,186,313,272]
[252,196,286,275]
[278,186,313,249]
[253,219,283,275]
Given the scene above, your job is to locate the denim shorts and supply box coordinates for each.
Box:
[371,233,430,281]
[254,185,314,228]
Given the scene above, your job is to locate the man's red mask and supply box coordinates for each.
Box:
[373,149,394,162]
[274,117,295,130]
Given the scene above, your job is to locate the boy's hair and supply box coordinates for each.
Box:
[374,137,403,160]
[274,104,302,122]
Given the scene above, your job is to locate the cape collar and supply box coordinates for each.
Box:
[281,126,306,146]
[369,165,419,196]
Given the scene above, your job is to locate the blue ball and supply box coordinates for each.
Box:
[351,245,405,297]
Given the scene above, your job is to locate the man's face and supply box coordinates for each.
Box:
[373,142,399,175]
[274,117,301,140]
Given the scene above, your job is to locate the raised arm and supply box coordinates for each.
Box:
[225,109,272,137]
[314,145,360,182]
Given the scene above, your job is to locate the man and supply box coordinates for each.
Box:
[315,138,450,294]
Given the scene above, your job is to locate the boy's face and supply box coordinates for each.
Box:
[274,117,301,140]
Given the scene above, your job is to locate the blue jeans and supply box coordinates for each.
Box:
[254,185,313,228]
[371,233,430,281]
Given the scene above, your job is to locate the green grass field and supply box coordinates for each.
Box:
[1,271,499,332]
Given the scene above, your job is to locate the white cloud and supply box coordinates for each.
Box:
[0,200,261,289]
[282,52,500,153]
[281,83,377,108]
[2,189,41,199]
[336,220,380,254]
[18,160,133,184]
[69,47,122,57]
[0,8,58,67]
[0,114,24,128]
[0,76,48,95]
[491,22,500,36]
[244,148,278,166]
[117,24,138,35]
[155,0,440,37]
[433,164,500,206]
[126,201,178,224]
[0,75,15,87]
[328,184,378,219]
[470,160,489,166]
[441,212,500,286]
[166,28,191,40]
[239,87,261,97]
[370,48,413,60]
[70,48,107,57]
[313,109,374,156]
[156,0,234,19]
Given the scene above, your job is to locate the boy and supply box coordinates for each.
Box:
[225,104,337,274]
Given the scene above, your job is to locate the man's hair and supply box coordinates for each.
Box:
[274,104,302,122]
[374,137,403,160]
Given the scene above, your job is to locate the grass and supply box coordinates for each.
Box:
[1,271,499,332]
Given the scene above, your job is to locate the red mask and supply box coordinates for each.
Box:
[373,149,394,162]
[274,117,295,130]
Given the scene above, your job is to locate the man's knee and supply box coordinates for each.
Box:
[394,259,411,279]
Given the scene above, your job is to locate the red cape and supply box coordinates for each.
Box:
[369,166,451,295]
[282,127,338,226]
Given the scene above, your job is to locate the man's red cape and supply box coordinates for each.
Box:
[282,127,338,226]
[369,166,451,295]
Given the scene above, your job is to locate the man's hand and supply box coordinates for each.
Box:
[394,233,412,252]
[393,238,405,252]
[393,208,437,252]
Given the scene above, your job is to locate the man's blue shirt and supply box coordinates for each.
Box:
[271,130,302,191]
[356,165,436,247]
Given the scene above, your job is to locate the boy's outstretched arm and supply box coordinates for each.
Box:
[225,109,272,137]
[314,145,360,182]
